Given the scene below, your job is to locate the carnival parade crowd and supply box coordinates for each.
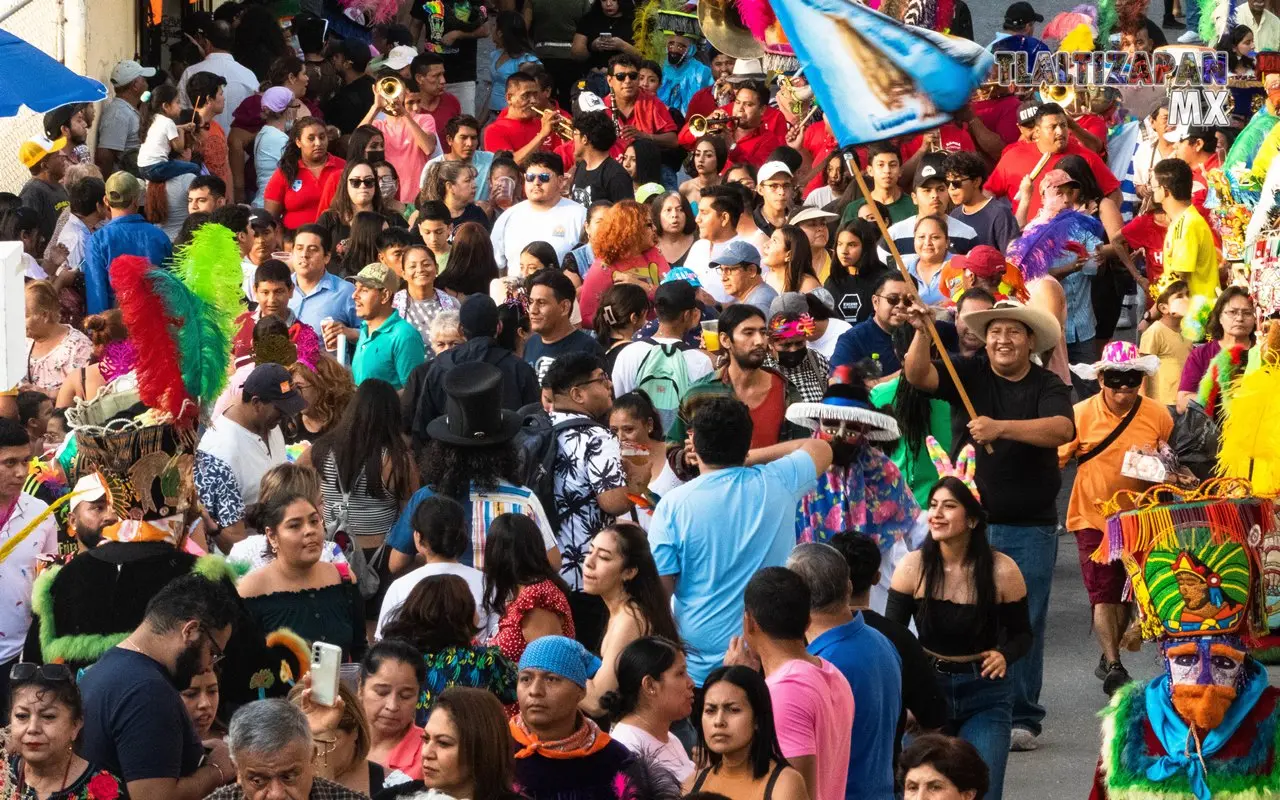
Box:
[3,0,1280,799]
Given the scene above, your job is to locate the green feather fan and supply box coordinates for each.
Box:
[1199,0,1219,45]
[173,223,245,347]
[150,269,231,407]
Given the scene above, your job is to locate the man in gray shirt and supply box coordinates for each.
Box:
[95,60,155,175]
[712,240,778,315]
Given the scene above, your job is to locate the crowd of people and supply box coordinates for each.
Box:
[4,0,1280,799]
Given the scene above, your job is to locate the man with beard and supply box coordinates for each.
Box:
[66,472,118,554]
[78,574,239,800]
[1090,499,1280,800]
[43,103,91,165]
[656,29,712,114]
[831,273,957,381]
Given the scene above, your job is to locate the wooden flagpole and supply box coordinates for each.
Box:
[843,153,992,454]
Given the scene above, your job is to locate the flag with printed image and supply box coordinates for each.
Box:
[768,0,993,145]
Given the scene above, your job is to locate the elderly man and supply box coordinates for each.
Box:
[511,636,635,799]
[1060,342,1173,696]
[208,698,367,800]
[904,299,1074,751]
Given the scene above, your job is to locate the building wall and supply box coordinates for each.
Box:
[0,0,138,193]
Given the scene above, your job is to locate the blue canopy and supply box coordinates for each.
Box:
[0,29,107,118]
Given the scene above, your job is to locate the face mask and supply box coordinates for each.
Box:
[366,149,386,163]
[776,347,807,368]
[667,50,688,67]
[379,178,396,196]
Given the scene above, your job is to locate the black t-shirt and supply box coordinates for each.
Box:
[412,0,488,83]
[574,6,636,71]
[571,158,633,206]
[524,329,606,381]
[324,75,375,136]
[78,648,204,783]
[930,355,1074,525]
[20,178,69,244]
[451,202,492,232]
[825,268,887,323]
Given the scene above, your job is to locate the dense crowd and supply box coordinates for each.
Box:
[3,0,1279,799]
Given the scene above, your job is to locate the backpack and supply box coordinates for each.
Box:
[512,404,605,532]
[633,338,694,430]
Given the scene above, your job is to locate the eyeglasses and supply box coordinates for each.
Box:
[10,663,73,682]
[947,178,974,188]
[1222,308,1256,319]
[1101,371,1144,389]
[525,173,554,184]
[348,177,377,188]
[874,293,912,307]
[203,628,226,668]
[611,71,639,82]
[573,375,612,390]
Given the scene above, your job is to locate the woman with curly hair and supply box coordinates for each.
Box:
[290,355,355,444]
[55,310,135,408]
[578,199,669,323]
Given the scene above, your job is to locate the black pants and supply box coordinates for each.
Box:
[0,654,19,722]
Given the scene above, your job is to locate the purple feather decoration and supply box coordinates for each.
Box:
[1007,210,1104,282]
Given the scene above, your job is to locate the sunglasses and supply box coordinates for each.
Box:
[348,177,377,188]
[612,71,639,82]
[1101,371,1144,389]
[525,173,554,184]
[875,293,912,307]
[947,178,975,188]
[10,662,73,683]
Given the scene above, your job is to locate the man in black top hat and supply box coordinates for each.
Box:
[403,294,540,451]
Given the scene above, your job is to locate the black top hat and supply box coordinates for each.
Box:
[426,362,523,446]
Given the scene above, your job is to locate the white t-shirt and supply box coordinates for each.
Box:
[804,185,836,208]
[490,198,587,270]
[0,494,59,662]
[138,115,179,168]
[161,173,197,241]
[178,52,260,132]
[611,336,714,397]
[683,236,742,305]
[809,317,852,360]
[375,562,493,641]
[57,214,92,271]
[608,723,695,783]
[196,415,287,510]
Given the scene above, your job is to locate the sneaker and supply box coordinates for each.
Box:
[1103,661,1133,696]
[1010,728,1039,751]
[1094,654,1109,681]
[1162,15,1182,26]
[1176,30,1203,43]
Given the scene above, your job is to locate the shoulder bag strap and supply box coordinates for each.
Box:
[1078,396,1143,467]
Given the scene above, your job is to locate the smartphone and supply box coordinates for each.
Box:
[310,642,342,707]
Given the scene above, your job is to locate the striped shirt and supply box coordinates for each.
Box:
[385,481,558,568]
[319,452,402,540]
[877,214,978,273]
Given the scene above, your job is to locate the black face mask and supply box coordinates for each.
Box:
[776,347,807,368]
[365,149,386,164]
[667,50,688,67]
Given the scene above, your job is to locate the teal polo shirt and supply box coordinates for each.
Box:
[351,311,426,389]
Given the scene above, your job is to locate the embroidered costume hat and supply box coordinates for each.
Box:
[1070,340,1161,382]
[786,366,900,441]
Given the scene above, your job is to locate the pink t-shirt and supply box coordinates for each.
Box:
[372,113,441,203]
[766,658,854,800]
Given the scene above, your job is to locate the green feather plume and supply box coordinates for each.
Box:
[174,223,246,347]
[150,268,231,407]
[1097,0,1117,44]
[1198,0,1219,45]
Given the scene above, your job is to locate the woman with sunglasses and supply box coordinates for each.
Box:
[7,662,126,800]
[317,159,390,248]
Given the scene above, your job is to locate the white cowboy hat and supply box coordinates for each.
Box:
[960,300,1061,355]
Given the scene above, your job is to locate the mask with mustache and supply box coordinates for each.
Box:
[1171,684,1238,730]
[667,50,688,67]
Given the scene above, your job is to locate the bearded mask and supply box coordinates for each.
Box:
[1165,638,1246,730]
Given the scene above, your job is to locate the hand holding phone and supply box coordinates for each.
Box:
[309,642,342,707]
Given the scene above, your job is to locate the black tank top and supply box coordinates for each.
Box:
[690,762,787,799]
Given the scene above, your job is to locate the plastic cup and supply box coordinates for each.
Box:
[339,663,362,693]
[700,320,720,352]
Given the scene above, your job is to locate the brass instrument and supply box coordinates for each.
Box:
[376,76,404,115]
[688,114,736,137]
[1036,83,1075,109]
[788,102,821,134]
[532,106,575,139]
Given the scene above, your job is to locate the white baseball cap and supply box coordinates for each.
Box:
[110,59,156,87]
[382,45,418,71]
[69,472,109,514]
[757,160,793,183]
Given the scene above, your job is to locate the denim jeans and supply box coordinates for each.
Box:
[139,159,201,182]
[1065,338,1098,400]
[987,523,1057,735]
[1185,0,1200,36]
[939,669,1013,800]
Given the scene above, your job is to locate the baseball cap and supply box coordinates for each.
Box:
[460,293,499,338]
[68,472,109,514]
[243,363,307,415]
[1164,125,1215,144]
[710,240,762,268]
[636,182,666,204]
[789,207,837,226]
[104,171,142,207]
[769,291,808,319]
[110,59,156,86]
[1016,99,1041,127]
[1039,168,1079,192]
[247,207,278,231]
[655,279,698,313]
[913,152,949,189]
[379,45,418,71]
[662,266,702,288]
[1003,1,1044,27]
[262,86,294,114]
[349,262,399,292]
[43,105,79,140]
[757,161,793,184]
[18,136,66,169]
[950,245,1007,280]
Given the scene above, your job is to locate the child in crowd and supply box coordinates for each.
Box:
[1139,279,1192,406]
[137,85,202,182]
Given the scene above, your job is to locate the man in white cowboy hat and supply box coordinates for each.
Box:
[902,298,1074,752]
[1059,341,1173,697]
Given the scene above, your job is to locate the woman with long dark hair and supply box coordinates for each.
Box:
[318,159,387,245]
[484,512,575,665]
[679,139,727,210]
[600,637,696,782]
[763,224,820,295]
[686,665,806,798]
[886,476,1030,800]
[359,639,427,781]
[825,219,885,324]
[348,126,387,164]
[437,221,500,298]
[582,523,680,713]
[624,139,664,194]
[607,392,674,528]
[263,116,345,229]
[593,283,650,371]
[232,3,290,80]
[486,11,540,119]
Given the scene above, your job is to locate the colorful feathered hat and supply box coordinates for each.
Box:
[926,435,979,500]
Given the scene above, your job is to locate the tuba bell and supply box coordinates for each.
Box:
[697,0,764,60]
[1036,83,1076,109]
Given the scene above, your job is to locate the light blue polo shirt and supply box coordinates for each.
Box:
[351,311,426,390]
[289,272,358,339]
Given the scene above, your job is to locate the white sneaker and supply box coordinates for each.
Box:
[1176,30,1203,43]
[1010,728,1039,751]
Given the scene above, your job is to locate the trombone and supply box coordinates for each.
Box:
[376,76,405,115]
[531,106,575,139]
[688,114,736,137]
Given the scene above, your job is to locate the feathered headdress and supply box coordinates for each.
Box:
[1217,323,1280,497]
[1007,209,1104,282]
[926,435,979,500]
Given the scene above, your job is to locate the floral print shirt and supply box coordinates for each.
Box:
[549,412,626,590]
[25,326,91,393]
[7,757,125,800]
[796,443,919,555]
[416,644,518,725]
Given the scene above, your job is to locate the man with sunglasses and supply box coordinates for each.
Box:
[78,574,240,800]
[604,53,677,157]
[489,152,587,271]
[829,273,956,381]
[1059,341,1173,697]
[945,151,1018,252]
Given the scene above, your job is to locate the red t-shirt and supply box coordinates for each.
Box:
[900,123,977,161]
[984,141,1120,218]
[1075,113,1108,151]
[748,373,786,449]
[420,92,462,142]
[677,103,785,151]
[482,108,565,157]
[263,154,347,230]
[1121,212,1168,286]
[724,124,786,171]
[607,91,677,157]
[972,94,1021,147]
[686,86,719,121]
[802,121,839,196]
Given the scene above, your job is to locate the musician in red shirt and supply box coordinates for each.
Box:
[686,50,737,120]
[604,54,678,157]
[482,72,566,165]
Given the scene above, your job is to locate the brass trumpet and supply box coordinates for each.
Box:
[377,76,404,115]
[688,114,735,137]
[1036,83,1076,109]
[531,106,575,139]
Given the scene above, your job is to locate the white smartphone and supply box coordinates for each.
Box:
[310,642,342,707]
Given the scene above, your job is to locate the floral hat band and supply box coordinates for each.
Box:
[769,313,816,340]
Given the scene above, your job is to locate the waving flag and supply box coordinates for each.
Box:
[769,0,993,145]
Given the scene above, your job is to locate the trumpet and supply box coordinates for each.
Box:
[688,114,736,137]
[376,76,404,114]
[1036,83,1076,109]
[531,106,575,139]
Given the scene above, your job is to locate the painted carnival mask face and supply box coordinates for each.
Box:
[1165,638,1246,730]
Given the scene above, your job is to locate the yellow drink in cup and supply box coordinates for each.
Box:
[701,320,720,352]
